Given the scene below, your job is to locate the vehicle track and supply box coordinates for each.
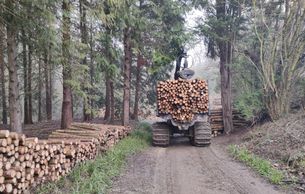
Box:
[109,137,284,194]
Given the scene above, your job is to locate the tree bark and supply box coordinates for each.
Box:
[80,0,91,121]
[110,80,115,122]
[104,75,111,121]
[44,50,52,121]
[61,0,73,129]
[122,27,132,126]
[28,41,33,123]
[216,0,234,134]
[38,56,42,122]
[6,0,22,132]
[0,18,7,125]
[89,24,94,119]
[22,29,29,124]
[133,54,144,121]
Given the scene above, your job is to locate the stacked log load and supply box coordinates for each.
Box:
[0,123,130,193]
[157,79,209,122]
[210,109,250,135]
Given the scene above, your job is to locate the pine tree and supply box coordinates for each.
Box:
[6,0,22,132]
[61,0,73,129]
[0,14,7,125]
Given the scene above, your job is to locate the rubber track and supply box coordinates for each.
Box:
[152,122,170,147]
[193,122,211,146]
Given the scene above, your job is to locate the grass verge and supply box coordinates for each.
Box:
[35,127,151,194]
[228,145,284,184]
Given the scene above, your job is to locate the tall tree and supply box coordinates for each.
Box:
[22,29,33,124]
[38,56,42,122]
[104,74,111,121]
[22,29,29,124]
[133,54,145,120]
[44,49,52,121]
[28,40,33,123]
[245,0,305,120]
[80,0,91,121]
[61,0,73,129]
[216,0,234,134]
[0,17,7,125]
[122,25,132,126]
[6,0,22,132]
[195,0,243,133]
[103,27,116,123]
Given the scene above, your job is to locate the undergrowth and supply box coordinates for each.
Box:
[228,145,284,184]
[35,125,151,194]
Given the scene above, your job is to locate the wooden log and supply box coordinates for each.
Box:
[0,130,9,138]
[5,183,13,193]
[0,184,4,192]
[4,169,16,179]
[0,139,7,147]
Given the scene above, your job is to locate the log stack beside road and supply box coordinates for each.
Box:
[210,109,250,135]
[0,123,130,193]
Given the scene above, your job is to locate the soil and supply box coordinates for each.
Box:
[240,111,305,192]
[109,135,285,194]
[242,112,305,163]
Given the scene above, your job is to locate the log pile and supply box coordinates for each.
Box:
[209,109,250,135]
[0,123,130,193]
[157,79,209,122]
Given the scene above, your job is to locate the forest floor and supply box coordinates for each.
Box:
[109,131,286,194]
[239,111,305,192]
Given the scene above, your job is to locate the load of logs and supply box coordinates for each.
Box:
[0,123,130,193]
[210,109,250,135]
[157,79,209,122]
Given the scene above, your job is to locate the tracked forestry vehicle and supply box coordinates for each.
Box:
[153,50,211,147]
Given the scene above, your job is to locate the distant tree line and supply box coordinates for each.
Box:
[0,0,189,132]
[1,0,304,134]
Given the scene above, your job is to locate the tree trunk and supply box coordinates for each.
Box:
[219,47,233,134]
[49,45,53,120]
[61,0,73,129]
[38,56,42,122]
[80,0,91,121]
[104,75,111,121]
[28,41,33,124]
[110,80,115,122]
[122,27,132,126]
[216,0,233,134]
[6,0,22,133]
[0,18,7,125]
[89,27,94,119]
[22,29,30,124]
[133,54,144,121]
[44,50,52,121]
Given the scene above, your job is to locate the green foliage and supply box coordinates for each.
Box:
[194,0,246,58]
[228,145,284,184]
[149,51,172,74]
[0,0,192,122]
[232,57,264,119]
[35,129,151,194]
[239,0,305,120]
[234,90,263,119]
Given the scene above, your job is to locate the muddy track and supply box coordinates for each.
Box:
[109,137,284,194]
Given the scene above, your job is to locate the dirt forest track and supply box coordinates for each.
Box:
[110,136,284,194]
